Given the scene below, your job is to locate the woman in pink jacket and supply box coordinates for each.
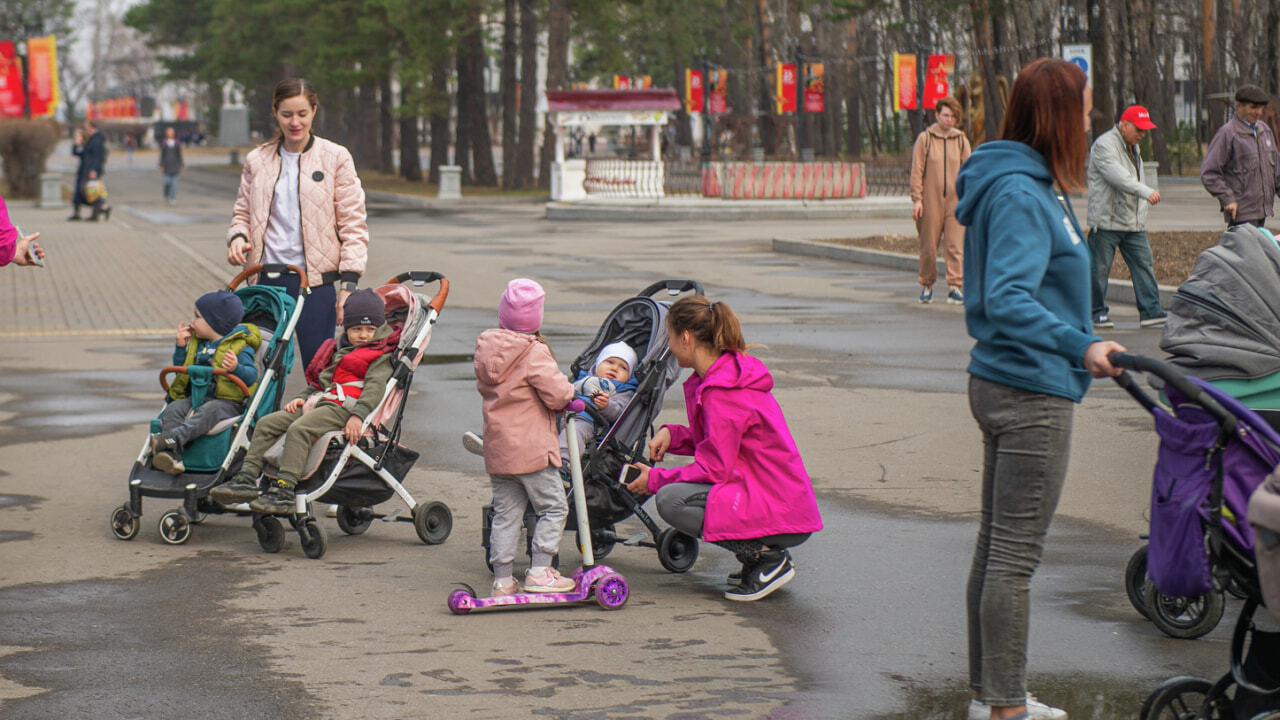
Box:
[226,78,369,366]
[627,297,823,601]
[474,278,577,597]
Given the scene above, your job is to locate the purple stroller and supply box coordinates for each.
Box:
[1112,353,1280,718]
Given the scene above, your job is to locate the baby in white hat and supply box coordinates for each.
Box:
[560,341,639,466]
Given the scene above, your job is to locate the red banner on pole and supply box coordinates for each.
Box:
[803,62,825,113]
[685,69,703,113]
[894,53,917,110]
[708,68,727,114]
[776,62,797,114]
[923,54,954,110]
[0,42,24,118]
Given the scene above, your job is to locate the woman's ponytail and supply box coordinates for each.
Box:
[668,296,747,354]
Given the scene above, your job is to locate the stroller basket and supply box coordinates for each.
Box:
[305,441,420,507]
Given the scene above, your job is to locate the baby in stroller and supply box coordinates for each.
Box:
[210,289,394,513]
[151,290,261,475]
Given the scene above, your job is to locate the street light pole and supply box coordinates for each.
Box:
[796,44,805,161]
[700,54,711,165]
[17,40,30,119]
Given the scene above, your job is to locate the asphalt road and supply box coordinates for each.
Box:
[0,156,1243,719]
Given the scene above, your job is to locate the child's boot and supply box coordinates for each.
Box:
[151,434,185,476]
[249,478,296,515]
[209,473,262,504]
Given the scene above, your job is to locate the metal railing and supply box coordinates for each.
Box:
[861,157,911,196]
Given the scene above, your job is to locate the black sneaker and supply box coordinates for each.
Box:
[249,482,296,515]
[151,435,185,475]
[724,550,795,602]
[209,475,262,504]
[727,552,755,584]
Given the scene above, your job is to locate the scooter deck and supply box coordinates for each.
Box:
[448,565,627,613]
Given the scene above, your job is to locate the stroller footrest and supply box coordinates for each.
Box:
[621,532,651,547]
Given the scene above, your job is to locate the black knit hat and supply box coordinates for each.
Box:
[195,290,243,336]
[1237,85,1271,105]
[343,288,385,329]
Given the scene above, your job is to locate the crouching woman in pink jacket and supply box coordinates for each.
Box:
[626,297,823,602]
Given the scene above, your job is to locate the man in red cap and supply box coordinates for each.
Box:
[1086,104,1166,329]
[1202,84,1280,227]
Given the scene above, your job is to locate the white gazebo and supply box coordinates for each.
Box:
[541,88,681,200]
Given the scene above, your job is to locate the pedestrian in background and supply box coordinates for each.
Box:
[1201,84,1280,228]
[955,57,1126,720]
[1086,104,1166,329]
[910,96,971,305]
[159,127,184,205]
[225,77,370,367]
[70,120,106,221]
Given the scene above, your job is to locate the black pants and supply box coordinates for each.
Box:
[257,273,337,368]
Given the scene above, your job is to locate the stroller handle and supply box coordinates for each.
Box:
[387,271,449,314]
[227,264,309,291]
[638,279,703,298]
[158,365,251,397]
[1108,352,1237,432]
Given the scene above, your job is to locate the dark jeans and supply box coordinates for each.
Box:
[256,273,336,368]
[1087,228,1165,321]
[654,481,810,550]
[966,375,1074,706]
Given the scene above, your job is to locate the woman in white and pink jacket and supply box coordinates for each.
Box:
[226,78,369,366]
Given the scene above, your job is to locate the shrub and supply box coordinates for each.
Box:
[0,119,62,198]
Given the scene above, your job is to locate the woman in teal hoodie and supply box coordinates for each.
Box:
[953,58,1125,720]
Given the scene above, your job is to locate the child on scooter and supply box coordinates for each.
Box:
[474,278,576,597]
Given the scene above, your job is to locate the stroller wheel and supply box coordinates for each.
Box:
[577,525,616,560]
[1125,545,1154,619]
[254,515,285,553]
[1149,587,1226,640]
[414,501,453,545]
[110,504,139,541]
[1140,675,1212,720]
[336,505,373,536]
[157,510,192,545]
[657,528,700,573]
[299,520,328,559]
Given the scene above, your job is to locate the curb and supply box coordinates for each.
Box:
[363,189,549,208]
[771,237,1177,308]
[545,198,913,222]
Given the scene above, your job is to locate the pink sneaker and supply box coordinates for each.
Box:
[492,578,521,597]
[524,568,576,593]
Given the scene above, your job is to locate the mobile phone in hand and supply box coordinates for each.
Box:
[16,226,43,267]
[619,465,641,486]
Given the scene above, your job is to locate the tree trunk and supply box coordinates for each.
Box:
[514,0,538,188]
[1089,0,1115,138]
[455,39,474,184]
[429,55,451,185]
[399,80,422,182]
[970,0,1003,142]
[500,0,518,189]
[539,0,569,190]
[379,72,395,174]
[756,0,777,155]
[463,8,498,187]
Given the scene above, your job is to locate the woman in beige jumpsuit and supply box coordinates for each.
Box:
[910,96,971,304]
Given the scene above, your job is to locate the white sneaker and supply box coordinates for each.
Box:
[968,695,1067,720]
[462,431,484,456]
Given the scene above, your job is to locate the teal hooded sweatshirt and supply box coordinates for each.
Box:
[955,140,1101,402]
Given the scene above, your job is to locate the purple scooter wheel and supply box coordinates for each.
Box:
[447,588,475,615]
[594,572,629,610]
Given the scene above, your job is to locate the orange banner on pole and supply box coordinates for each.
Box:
[893,52,917,111]
[923,54,953,110]
[803,62,825,113]
[708,68,727,114]
[26,35,59,118]
[776,62,796,114]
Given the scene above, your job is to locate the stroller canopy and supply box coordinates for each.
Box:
[1161,224,1280,380]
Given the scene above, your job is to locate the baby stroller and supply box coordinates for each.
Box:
[1110,354,1280,719]
[109,264,304,544]
[479,280,705,573]
[250,271,452,559]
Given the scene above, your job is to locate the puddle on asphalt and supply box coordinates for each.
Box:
[419,353,473,365]
[366,205,452,218]
[870,676,1150,720]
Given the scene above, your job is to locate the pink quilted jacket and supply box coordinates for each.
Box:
[227,135,368,287]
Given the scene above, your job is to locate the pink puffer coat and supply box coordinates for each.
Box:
[226,135,368,287]
[474,329,574,475]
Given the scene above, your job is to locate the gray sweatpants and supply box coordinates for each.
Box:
[159,397,243,446]
[489,464,567,579]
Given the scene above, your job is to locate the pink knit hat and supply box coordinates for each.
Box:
[498,278,545,333]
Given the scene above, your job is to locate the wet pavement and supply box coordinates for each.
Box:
[0,160,1252,719]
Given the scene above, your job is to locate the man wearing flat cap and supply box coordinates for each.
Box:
[1087,105,1166,329]
[1202,84,1280,227]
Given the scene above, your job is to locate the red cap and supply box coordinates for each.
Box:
[1120,105,1157,130]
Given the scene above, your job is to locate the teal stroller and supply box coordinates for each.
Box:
[109,264,305,544]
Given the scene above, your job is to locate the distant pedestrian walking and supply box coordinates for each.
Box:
[1201,84,1280,227]
[159,127,184,205]
[910,96,971,305]
[70,120,109,222]
[1086,105,1166,329]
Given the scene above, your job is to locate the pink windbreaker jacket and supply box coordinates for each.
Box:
[227,134,368,287]
[647,351,823,542]
[474,329,574,475]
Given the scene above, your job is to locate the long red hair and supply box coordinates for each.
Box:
[999,58,1088,192]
